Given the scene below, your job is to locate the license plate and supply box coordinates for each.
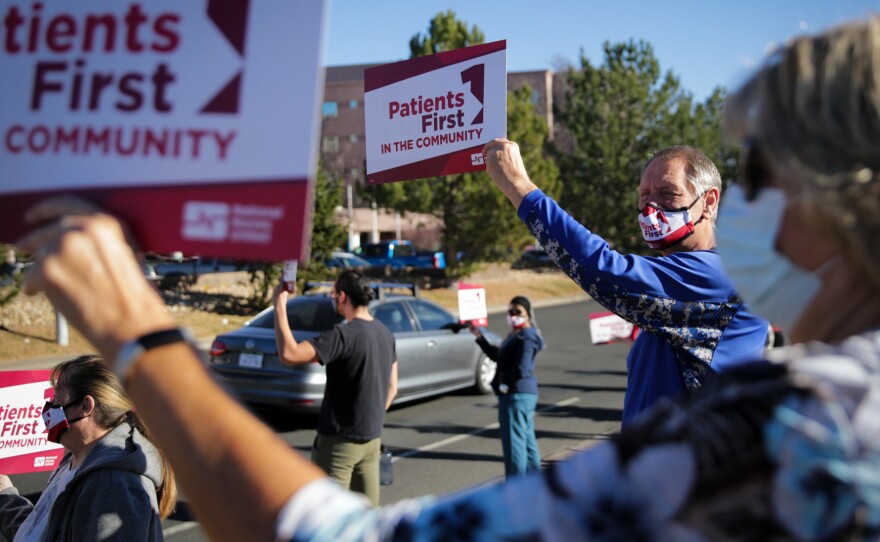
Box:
[238,353,263,368]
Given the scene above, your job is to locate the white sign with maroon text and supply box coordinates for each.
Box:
[589,311,635,345]
[0,371,64,475]
[0,0,327,261]
[364,41,507,184]
[457,283,488,327]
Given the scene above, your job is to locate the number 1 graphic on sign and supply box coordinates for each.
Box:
[460,64,485,124]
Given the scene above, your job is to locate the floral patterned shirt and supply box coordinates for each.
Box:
[276,330,880,541]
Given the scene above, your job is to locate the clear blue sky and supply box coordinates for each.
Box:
[326,0,879,100]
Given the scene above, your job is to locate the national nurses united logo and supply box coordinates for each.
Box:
[181,200,285,245]
[182,202,230,241]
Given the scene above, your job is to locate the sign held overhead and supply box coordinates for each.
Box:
[365,40,507,184]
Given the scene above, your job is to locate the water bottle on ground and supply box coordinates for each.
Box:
[380,445,393,486]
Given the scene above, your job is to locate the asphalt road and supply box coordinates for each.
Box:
[2,298,631,541]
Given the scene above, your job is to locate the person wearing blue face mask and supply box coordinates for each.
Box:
[480,141,770,425]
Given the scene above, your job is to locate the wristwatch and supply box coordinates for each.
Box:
[114,328,196,384]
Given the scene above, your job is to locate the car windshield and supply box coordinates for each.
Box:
[248,297,343,331]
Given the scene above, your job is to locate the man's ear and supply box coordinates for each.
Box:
[703,187,721,220]
[81,395,96,416]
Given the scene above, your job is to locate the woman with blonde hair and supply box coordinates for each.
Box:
[0,355,176,541]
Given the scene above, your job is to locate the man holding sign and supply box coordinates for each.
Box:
[271,271,397,506]
[482,140,769,425]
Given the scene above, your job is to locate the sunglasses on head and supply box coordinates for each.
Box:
[738,138,771,202]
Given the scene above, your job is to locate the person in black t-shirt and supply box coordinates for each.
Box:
[272,270,398,505]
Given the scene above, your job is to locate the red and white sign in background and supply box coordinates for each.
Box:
[364,40,507,184]
[0,371,64,475]
[589,311,636,345]
[457,282,488,328]
[0,1,327,261]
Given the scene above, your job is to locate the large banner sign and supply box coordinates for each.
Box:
[0,371,64,475]
[364,40,506,184]
[0,1,327,261]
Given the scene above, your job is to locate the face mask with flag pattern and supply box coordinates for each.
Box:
[638,194,705,250]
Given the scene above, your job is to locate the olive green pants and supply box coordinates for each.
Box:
[311,434,381,505]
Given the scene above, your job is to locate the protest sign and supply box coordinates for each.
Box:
[589,311,635,345]
[364,40,506,184]
[0,371,64,475]
[0,0,327,261]
[458,282,488,327]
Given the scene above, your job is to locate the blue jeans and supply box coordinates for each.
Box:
[497,393,541,477]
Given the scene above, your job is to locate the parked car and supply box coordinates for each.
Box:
[209,282,500,412]
[511,248,557,272]
[325,251,371,270]
[354,241,448,289]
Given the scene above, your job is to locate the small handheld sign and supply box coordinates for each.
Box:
[282,260,298,293]
[458,282,488,328]
[0,371,65,475]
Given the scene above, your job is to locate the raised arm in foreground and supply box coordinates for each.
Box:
[16,198,326,542]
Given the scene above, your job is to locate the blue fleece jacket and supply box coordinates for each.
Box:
[476,326,544,395]
[517,190,768,424]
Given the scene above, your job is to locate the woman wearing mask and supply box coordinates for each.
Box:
[0,355,176,541]
[469,296,543,478]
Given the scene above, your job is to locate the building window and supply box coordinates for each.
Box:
[531,88,541,106]
[349,99,358,109]
[349,134,359,143]
[322,135,339,153]
[322,101,338,118]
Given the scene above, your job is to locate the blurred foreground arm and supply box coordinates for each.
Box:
[482,138,539,210]
[16,198,326,542]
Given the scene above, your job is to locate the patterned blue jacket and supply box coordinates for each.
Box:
[517,189,768,423]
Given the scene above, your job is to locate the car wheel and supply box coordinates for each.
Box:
[473,355,496,395]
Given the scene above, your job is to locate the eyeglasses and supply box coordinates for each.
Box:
[507,309,522,316]
[738,138,771,202]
